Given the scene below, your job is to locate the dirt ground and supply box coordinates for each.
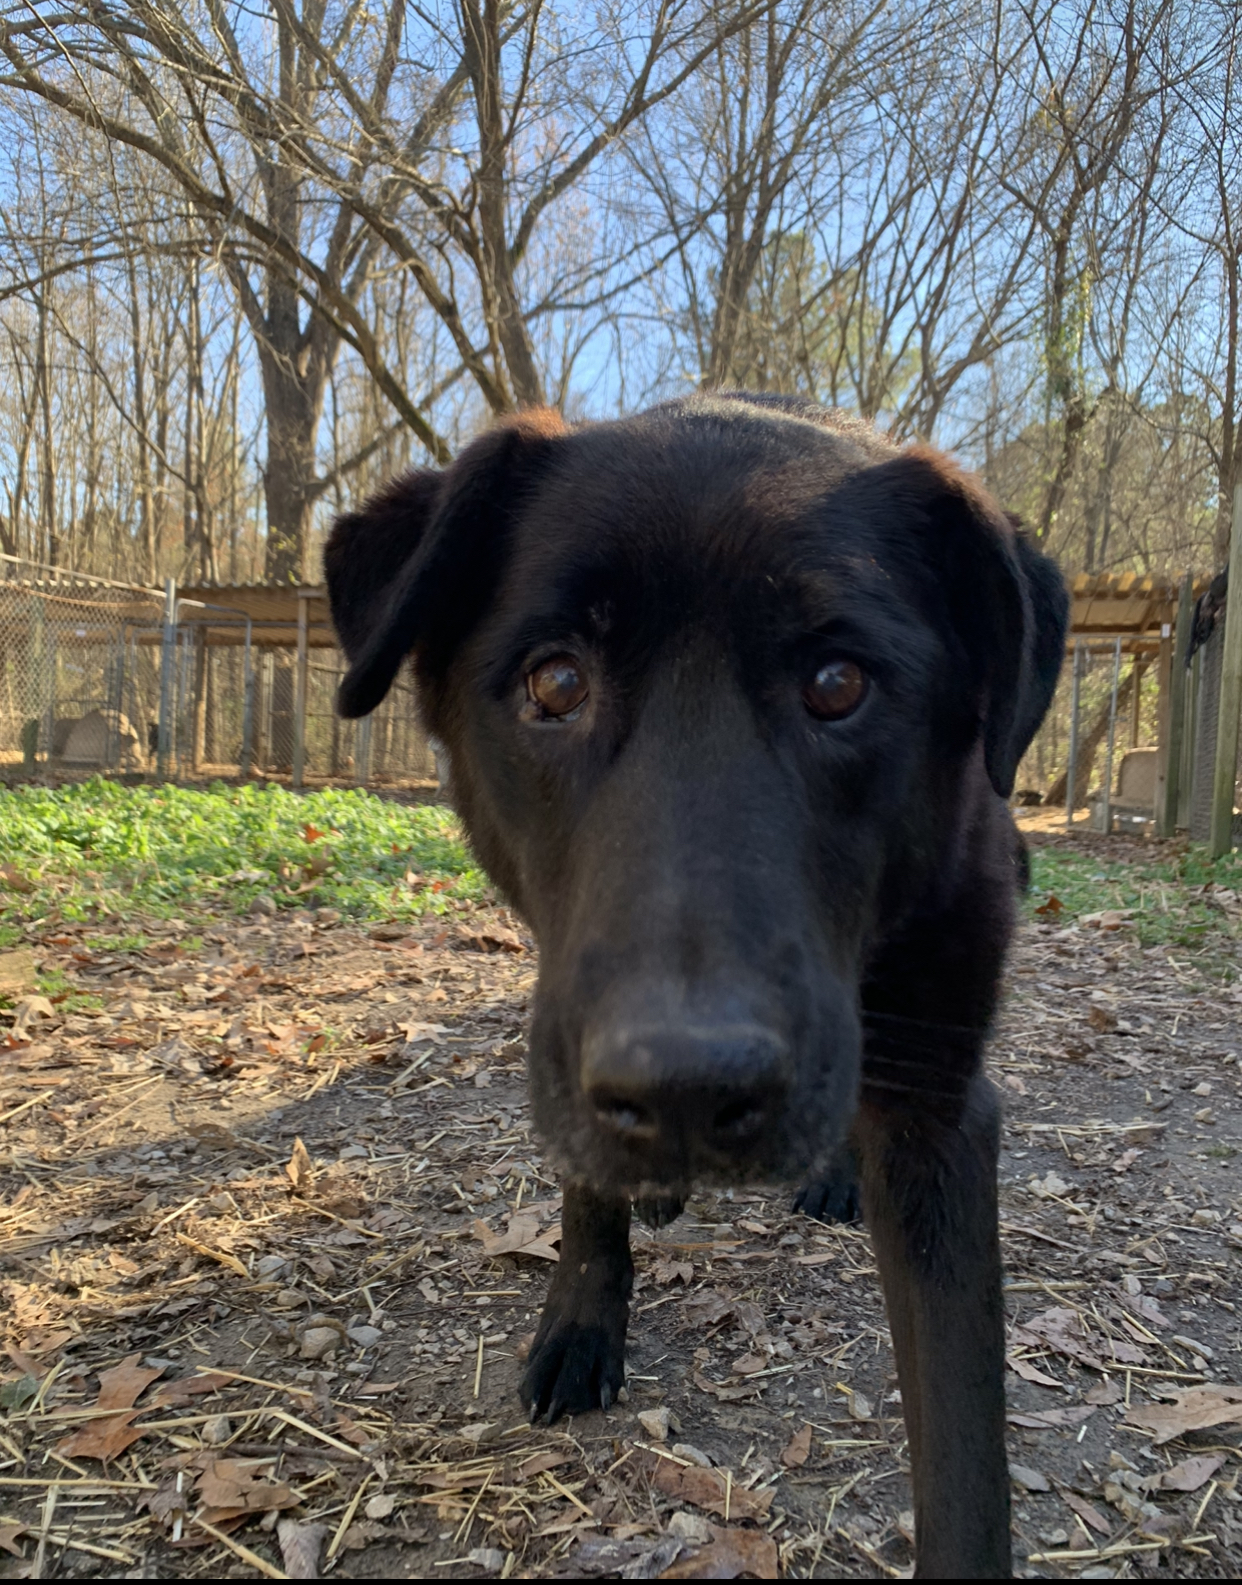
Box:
[3,827,1242,1579]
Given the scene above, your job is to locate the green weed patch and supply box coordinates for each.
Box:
[0,779,484,926]
[1028,843,1242,961]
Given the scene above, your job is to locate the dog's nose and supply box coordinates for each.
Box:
[582,1023,789,1164]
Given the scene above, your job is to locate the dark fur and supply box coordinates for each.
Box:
[326,395,1067,1577]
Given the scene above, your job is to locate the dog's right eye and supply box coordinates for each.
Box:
[527,655,589,718]
[803,659,868,721]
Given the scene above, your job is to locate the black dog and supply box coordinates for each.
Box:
[326,395,1067,1577]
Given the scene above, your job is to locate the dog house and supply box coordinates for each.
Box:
[1062,571,1214,837]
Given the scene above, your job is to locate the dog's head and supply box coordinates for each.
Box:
[327,396,1066,1195]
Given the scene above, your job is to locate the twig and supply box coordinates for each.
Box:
[326,1472,371,1562]
[194,1516,289,1579]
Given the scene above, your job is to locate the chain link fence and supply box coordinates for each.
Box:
[0,556,165,774]
[0,557,437,788]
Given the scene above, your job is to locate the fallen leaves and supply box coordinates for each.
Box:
[1124,1383,1242,1444]
[196,1458,298,1524]
[660,1523,779,1579]
[285,1137,314,1192]
[471,1211,561,1262]
[779,1423,812,1469]
[94,1355,166,1410]
[54,1353,164,1464]
[1060,1488,1112,1536]
[1010,1306,1144,1372]
[278,1517,329,1578]
[1148,1454,1226,1493]
[643,1452,773,1521]
[0,1521,29,1558]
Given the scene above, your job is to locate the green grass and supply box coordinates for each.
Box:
[1028,843,1242,959]
[0,779,485,926]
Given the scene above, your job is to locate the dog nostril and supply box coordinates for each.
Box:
[712,1097,768,1140]
[594,1098,656,1139]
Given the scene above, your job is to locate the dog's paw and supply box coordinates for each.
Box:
[520,1319,626,1423]
[794,1168,862,1225]
[632,1193,685,1229]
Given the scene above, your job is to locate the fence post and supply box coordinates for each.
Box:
[1210,484,1242,856]
[240,619,255,779]
[1100,637,1122,834]
[1158,574,1194,836]
[293,592,309,790]
[157,577,176,779]
[1065,641,1083,828]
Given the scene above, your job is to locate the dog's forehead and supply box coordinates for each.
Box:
[510,406,900,605]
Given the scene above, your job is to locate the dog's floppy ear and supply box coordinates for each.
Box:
[882,450,1068,798]
[326,410,566,719]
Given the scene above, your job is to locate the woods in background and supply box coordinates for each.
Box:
[0,0,1236,790]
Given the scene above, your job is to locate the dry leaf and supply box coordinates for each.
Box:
[653,1259,694,1286]
[0,1521,28,1558]
[277,1517,328,1578]
[730,1352,766,1376]
[1085,1380,1123,1406]
[95,1354,165,1411]
[149,1372,231,1410]
[1060,1489,1112,1536]
[693,1370,761,1402]
[518,1450,572,1480]
[471,1212,561,1261]
[196,1458,298,1517]
[364,1492,395,1520]
[1124,1383,1242,1444]
[54,1411,147,1463]
[660,1524,779,1579]
[1011,1306,1143,1371]
[780,1423,812,1469]
[11,995,56,1035]
[1006,1353,1062,1389]
[645,1453,773,1521]
[1007,1406,1094,1429]
[0,864,34,894]
[1148,1454,1225,1493]
[286,1137,314,1191]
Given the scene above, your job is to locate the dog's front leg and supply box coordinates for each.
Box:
[520,1182,632,1422]
[853,1072,1010,1578]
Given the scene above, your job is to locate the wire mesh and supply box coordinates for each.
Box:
[0,560,437,788]
[0,556,165,773]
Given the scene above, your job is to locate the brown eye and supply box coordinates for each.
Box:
[803,659,867,720]
[528,655,589,717]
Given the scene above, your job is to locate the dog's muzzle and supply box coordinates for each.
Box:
[580,1020,791,1178]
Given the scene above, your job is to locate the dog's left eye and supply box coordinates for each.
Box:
[527,655,589,717]
[803,659,867,721]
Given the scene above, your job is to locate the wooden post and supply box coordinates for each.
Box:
[1100,638,1122,834]
[292,593,309,790]
[1065,642,1083,827]
[1130,659,1142,748]
[1210,485,1242,856]
[1158,575,1193,836]
[157,578,176,780]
